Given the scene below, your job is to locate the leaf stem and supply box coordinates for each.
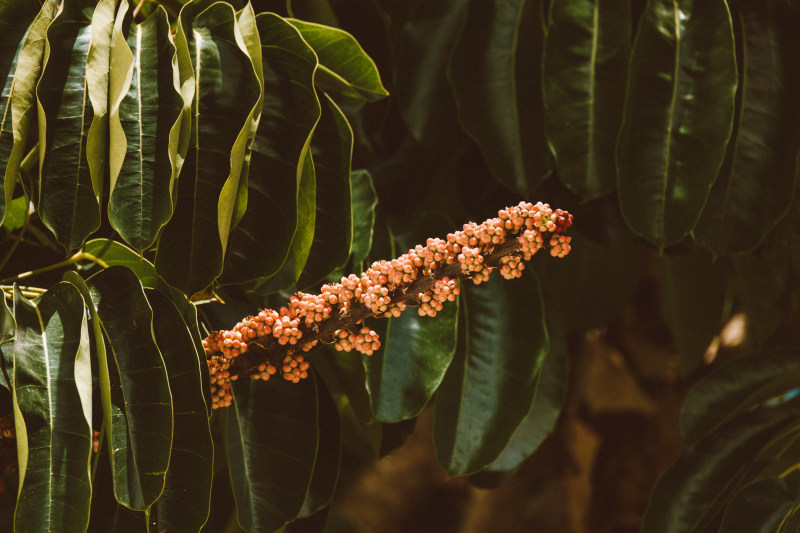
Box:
[0,251,110,284]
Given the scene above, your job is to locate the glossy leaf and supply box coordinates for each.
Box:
[348,169,377,273]
[641,402,800,533]
[680,349,800,446]
[155,2,261,295]
[543,0,631,199]
[1,296,13,392]
[221,12,320,285]
[147,289,213,533]
[108,1,183,252]
[36,0,104,253]
[694,1,800,255]
[288,18,389,102]
[433,269,549,476]
[364,213,458,423]
[1,290,13,345]
[227,376,318,533]
[87,442,149,533]
[297,94,353,289]
[449,0,552,197]
[12,283,92,532]
[80,266,173,510]
[617,0,737,247]
[660,248,728,376]
[0,0,47,225]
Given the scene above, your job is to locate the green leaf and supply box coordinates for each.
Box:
[720,477,800,533]
[108,1,183,252]
[76,266,173,510]
[36,0,104,253]
[694,1,800,255]
[680,349,800,446]
[543,0,631,199]
[449,0,552,196]
[87,440,149,533]
[12,282,92,532]
[641,402,800,533]
[155,1,261,295]
[1,194,26,231]
[0,0,47,225]
[433,269,549,476]
[1,295,13,392]
[364,213,459,423]
[348,169,377,274]
[227,376,319,533]
[616,0,737,247]
[287,18,389,102]
[146,289,212,533]
[1,293,13,345]
[660,248,728,376]
[296,94,353,289]
[221,12,321,285]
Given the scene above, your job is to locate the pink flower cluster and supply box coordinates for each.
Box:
[203,201,573,409]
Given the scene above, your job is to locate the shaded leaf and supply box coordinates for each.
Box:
[694,1,800,255]
[543,0,631,199]
[147,289,212,533]
[297,94,353,289]
[720,477,800,533]
[617,0,737,247]
[449,0,552,196]
[12,282,92,532]
[348,169,377,274]
[36,0,103,253]
[227,376,318,533]
[221,12,320,285]
[288,18,389,102]
[155,1,261,295]
[87,440,150,533]
[680,349,800,446]
[108,1,183,252]
[433,269,549,476]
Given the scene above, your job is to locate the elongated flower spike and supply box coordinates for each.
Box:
[203,201,574,408]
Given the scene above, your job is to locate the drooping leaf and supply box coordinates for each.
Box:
[641,401,800,533]
[155,1,261,295]
[449,0,552,197]
[0,295,13,392]
[0,0,48,225]
[543,0,631,199]
[660,248,728,376]
[12,282,92,532]
[694,1,800,255]
[288,18,389,102]
[227,376,319,533]
[36,0,104,253]
[1,290,13,345]
[616,0,737,247]
[364,213,458,423]
[87,441,150,533]
[108,1,183,252]
[221,12,321,285]
[72,266,174,511]
[720,476,800,533]
[348,169,377,274]
[433,269,549,476]
[146,289,212,533]
[296,94,353,289]
[680,349,800,446]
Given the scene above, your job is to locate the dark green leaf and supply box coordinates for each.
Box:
[78,266,174,510]
[0,0,47,225]
[283,506,330,533]
[680,349,800,446]
[297,94,353,289]
[36,0,105,253]
[617,0,737,248]
[108,1,183,252]
[12,282,92,532]
[155,2,261,294]
[147,289,213,533]
[641,402,799,533]
[449,0,552,196]
[288,18,389,102]
[720,477,800,533]
[660,248,728,376]
[348,169,377,274]
[88,441,150,533]
[1,290,13,345]
[433,269,549,476]
[227,376,318,533]
[222,12,321,285]
[543,0,631,199]
[694,1,800,255]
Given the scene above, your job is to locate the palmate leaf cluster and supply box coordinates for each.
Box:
[0,0,799,532]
